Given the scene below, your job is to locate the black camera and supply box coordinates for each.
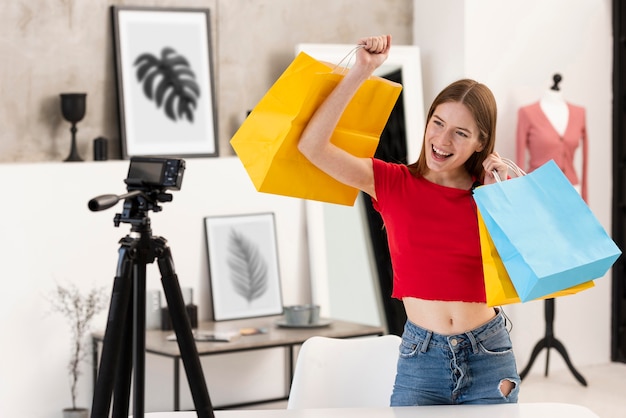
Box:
[88,156,186,213]
[125,156,185,191]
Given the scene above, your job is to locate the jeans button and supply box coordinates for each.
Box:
[450,338,458,347]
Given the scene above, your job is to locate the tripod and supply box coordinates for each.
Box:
[519,298,587,386]
[90,192,214,418]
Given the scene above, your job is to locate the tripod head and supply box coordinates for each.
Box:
[88,156,186,229]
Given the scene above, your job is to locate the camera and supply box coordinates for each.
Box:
[88,156,186,213]
[125,156,185,191]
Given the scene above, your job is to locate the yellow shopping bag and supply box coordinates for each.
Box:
[477,209,594,306]
[230,51,402,206]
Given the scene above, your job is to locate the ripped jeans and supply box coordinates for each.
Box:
[390,308,520,406]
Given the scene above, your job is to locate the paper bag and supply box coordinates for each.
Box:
[473,160,621,302]
[477,209,595,306]
[230,51,402,205]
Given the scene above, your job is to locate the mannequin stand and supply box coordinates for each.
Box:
[519,298,587,386]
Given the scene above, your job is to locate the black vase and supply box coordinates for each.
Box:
[60,93,87,162]
[93,136,108,161]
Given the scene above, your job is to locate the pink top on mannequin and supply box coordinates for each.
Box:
[516,86,588,202]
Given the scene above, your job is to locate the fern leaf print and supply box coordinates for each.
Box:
[226,228,269,303]
[134,47,201,122]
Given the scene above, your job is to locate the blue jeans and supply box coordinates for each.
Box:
[390,308,520,406]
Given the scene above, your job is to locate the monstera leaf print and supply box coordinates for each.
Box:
[226,228,269,303]
[134,47,201,122]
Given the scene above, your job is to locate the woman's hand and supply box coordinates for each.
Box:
[354,35,391,73]
[482,152,510,185]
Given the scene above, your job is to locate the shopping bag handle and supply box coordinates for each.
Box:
[332,45,366,74]
[493,158,526,182]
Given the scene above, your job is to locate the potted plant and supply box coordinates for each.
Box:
[49,283,107,418]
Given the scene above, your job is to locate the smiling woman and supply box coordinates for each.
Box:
[421,101,486,189]
[408,79,499,188]
[294,35,518,406]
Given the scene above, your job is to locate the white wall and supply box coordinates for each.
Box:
[414,0,615,374]
[0,158,309,416]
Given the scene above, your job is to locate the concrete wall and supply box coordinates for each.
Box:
[0,0,412,163]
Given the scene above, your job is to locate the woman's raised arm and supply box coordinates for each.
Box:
[297,35,391,198]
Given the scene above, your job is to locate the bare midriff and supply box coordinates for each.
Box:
[402,297,497,335]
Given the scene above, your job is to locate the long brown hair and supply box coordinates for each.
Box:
[408,79,497,182]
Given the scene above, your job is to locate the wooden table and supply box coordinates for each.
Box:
[92,315,384,410]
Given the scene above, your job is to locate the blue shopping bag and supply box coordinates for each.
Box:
[473,160,621,302]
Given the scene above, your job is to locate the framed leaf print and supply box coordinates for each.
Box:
[111,6,218,158]
[204,213,283,321]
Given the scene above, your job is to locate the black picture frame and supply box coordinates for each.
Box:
[111,6,218,159]
[204,213,284,321]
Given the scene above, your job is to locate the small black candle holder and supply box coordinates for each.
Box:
[60,93,86,162]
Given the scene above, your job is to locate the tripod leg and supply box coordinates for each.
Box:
[544,333,552,377]
[112,298,134,418]
[520,298,554,381]
[131,258,148,418]
[157,241,214,418]
[91,248,133,418]
[551,338,588,386]
[544,299,555,377]
[519,337,548,380]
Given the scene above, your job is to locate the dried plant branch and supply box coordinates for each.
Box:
[49,283,108,410]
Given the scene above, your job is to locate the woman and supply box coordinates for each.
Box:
[298,35,520,405]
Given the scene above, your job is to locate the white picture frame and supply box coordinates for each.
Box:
[111,6,218,159]
[204,213,283,321]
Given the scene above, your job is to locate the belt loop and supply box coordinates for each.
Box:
[466,331,479,354]
[420,331,432,353]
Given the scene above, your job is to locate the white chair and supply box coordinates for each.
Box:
[287,334,402,409]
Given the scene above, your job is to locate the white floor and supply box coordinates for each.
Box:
[519,362,626,418]
[246,363,626,416]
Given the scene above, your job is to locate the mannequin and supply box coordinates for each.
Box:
[516,75,589,388]
[516,73,588,202]
[539,79,568,137]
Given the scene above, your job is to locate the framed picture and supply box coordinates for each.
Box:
[204,213,283,321]
[111,6,218,159]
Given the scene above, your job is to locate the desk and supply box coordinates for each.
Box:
[140,403,599,417]
[93,316,383,410]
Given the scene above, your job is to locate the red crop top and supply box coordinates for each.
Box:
[371,159,486,303]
